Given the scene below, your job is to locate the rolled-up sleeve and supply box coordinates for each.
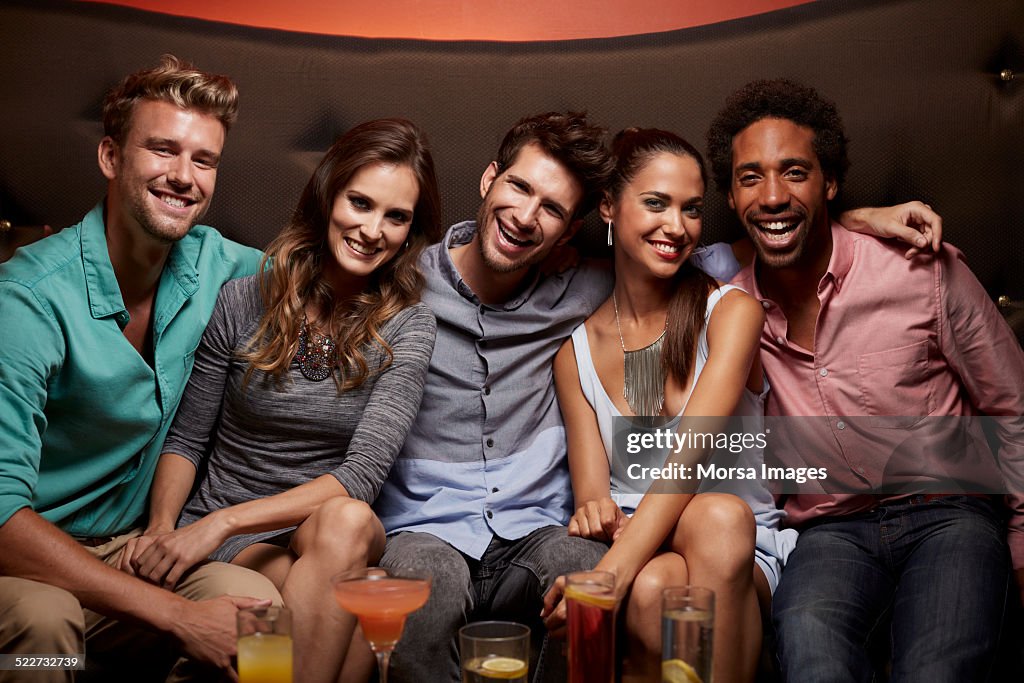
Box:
[0,282,63,525]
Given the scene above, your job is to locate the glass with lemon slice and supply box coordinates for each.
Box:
[565,570,617,683]
[459,621,529,683]
[661,586,713,683]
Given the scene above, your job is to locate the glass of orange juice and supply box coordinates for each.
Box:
[237,605,292,683]
[565,570,617,683]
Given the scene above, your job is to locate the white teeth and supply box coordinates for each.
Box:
[498,222,532,248]
[650,242,680,254]
[760,221,795,233]
[345,238,378,255]
[160,195,187,209]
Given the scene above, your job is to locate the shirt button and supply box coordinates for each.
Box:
[761,301,770,309]
[837,421,846,430]
[486,438,494,447]
[486,510,493,519]
[819,368,828,377]
[856,466,865,474]
[775,336,785,345]
[492,487,499,493]
[484,386,491,396]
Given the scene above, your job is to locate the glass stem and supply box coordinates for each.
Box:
[376,649,392,683]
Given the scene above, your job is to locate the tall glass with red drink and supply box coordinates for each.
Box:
[565,570,617,683]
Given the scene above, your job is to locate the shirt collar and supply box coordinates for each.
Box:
[438,220,543,310]
[81,202,125,320]
[824,220,855,293]
[81,201,201,321]
[740,218,854,302]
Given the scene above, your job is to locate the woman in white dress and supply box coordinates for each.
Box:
[550,128,796,682]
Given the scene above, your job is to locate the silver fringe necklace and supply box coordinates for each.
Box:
[613,293,667,417]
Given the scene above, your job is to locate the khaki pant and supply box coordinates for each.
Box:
[0,529,282,682]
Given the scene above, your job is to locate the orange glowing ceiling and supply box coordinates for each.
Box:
[82,0,816,41]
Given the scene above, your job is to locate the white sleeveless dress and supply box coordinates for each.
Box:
[569,284,797,592]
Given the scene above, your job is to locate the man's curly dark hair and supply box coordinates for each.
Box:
[706,78,849,195]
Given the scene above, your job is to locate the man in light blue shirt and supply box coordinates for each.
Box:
[374,111,615,682]
[0,55,279,681]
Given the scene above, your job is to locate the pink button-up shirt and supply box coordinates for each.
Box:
[733,223,1024,569]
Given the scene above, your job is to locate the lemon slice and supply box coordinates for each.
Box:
[662,658,703,683]
[479,656,528,679]
[563,585,616,610]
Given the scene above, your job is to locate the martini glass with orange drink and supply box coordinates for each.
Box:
[331,566,431,683]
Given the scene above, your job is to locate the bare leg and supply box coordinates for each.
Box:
[337,624,376,683]
[234,498,384,683]
[622,552,689,682]
[671,493,762,683]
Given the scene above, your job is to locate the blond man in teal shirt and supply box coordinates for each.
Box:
[0,56,279,681]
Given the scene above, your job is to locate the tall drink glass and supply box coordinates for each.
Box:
[459,621,530,682]
[331,567,431,683]
[565,570,616,683]
[661,585,714,683]
[237,606,293,683]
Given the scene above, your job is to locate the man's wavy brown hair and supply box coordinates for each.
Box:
[240,118,442,390]
[103,54,238,143]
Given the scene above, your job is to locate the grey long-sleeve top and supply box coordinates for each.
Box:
[162,275,436,562]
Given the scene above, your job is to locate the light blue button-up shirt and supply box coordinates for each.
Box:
[0,203,262,537]
[374,221,614,559]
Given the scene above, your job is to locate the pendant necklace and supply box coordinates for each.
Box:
[295,316,337,382]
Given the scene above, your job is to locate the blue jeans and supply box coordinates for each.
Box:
[380,526,606,683]
[772,496,1010,683]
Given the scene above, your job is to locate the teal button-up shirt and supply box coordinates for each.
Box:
[0,203,262,537]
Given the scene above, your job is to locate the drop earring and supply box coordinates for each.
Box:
[607,220,614,247]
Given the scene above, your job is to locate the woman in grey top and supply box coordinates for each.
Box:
[123,119,442,683]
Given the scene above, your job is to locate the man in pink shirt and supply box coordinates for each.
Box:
[709,78,1024,681]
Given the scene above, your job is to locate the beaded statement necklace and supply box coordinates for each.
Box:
[612,292,667,417]
[295,316,337,382]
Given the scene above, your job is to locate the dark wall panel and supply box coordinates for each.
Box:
[1,0,1021,297]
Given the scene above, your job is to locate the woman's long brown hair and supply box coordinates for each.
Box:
[240,118,443,390]
[608,127,717,389]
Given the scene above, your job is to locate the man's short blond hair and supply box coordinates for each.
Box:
[102,54,238,143]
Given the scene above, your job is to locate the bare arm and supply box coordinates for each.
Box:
[0,508,268,677]
[590,290,764,596]
[837,201,943,258]
[119,452,198,575]
[134,473,348,587]
[554,337,625,542]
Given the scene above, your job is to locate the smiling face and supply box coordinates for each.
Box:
[601,151,704,280]
[324,161,419,289]
[99,99,225,244]
[474,142,584,274]
[727,117,837,270]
